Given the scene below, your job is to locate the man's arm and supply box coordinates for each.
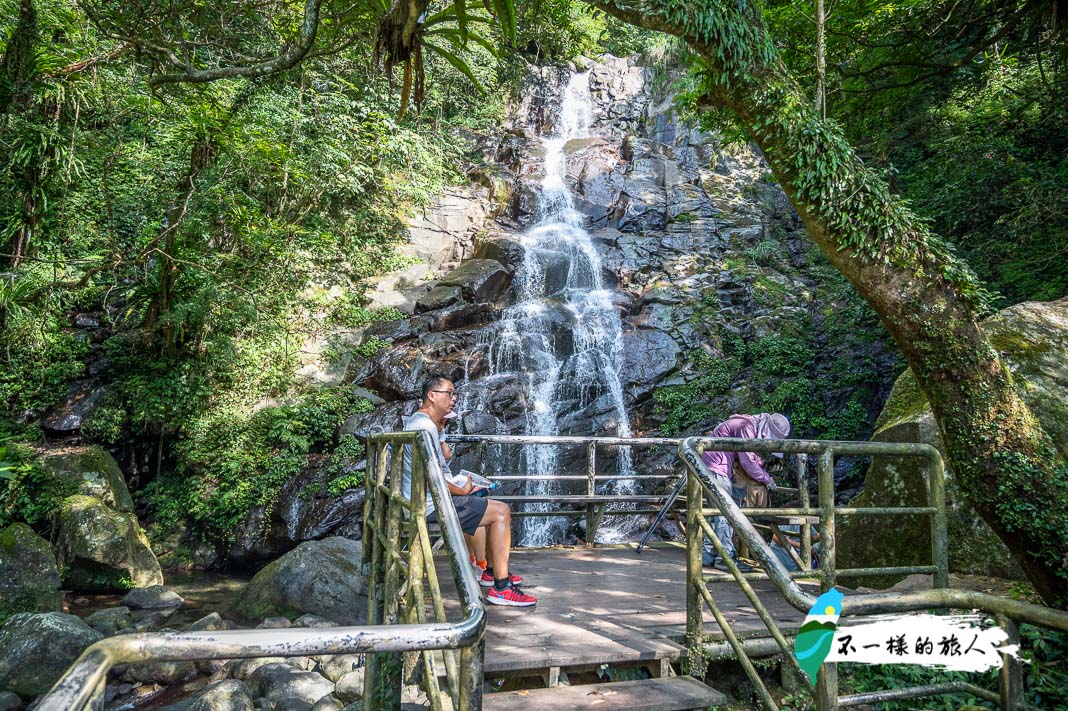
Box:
[735,422,773,485]
[446,476,474,496]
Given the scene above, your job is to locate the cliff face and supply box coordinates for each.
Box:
[231,54,899,555]
[352,54,896,440]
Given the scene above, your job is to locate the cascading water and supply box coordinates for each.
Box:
[467,71,641,546]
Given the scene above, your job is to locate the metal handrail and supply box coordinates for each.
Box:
[362,430,486,709]
[37,430,485,711]
[447,434,683,543]
[679,436,1068,711]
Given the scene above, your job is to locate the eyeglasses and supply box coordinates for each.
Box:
[431,390,459,399]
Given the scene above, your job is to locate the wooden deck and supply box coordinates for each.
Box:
[436,544,815,677]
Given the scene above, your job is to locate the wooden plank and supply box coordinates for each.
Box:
[433,545,807,675]
[482,677,727,711]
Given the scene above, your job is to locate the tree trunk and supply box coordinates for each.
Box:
[814,0,826,119]
[0,0,41,269]
[590,0,1068,606]
[144,138,215,356]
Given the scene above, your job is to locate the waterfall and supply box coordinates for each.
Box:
[467,71,640,546]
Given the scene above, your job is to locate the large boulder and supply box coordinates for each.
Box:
[245,662,335,710]
[839,297,1068,584]
[436,259,512,303]
[0,612,103,698]
[55,495,163,591]
[157,680,254,711]
[35,446,135,513]
[233,537,368,624]
[0,524,63,617]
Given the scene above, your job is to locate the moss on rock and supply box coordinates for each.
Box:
[0,524,63,620]
[56,495,163,591]
[839,297,1068,587]
[35,446,135,513]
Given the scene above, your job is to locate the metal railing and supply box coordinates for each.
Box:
[37,431,1068,711]
[37,429,484,711]
[679,436,1068,711]
[447,434,684,544]
[362,430,486,709]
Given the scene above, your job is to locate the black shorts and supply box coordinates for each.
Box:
[427,495,488,536]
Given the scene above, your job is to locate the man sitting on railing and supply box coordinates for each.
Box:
[401,375,537,608]
[701,412,791,573]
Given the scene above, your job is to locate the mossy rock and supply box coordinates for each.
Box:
[0,612,103,698]
[0,524,63,620]
[56,495,163,592]
[233,537,367,624]
[35,445,135,513]
[839,297,1068,586]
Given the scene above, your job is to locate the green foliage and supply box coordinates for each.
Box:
[654,289,883,440]
[746,239,782,267]
[79,399,128,446]
[749,333,811,377]
[356,335,391,358]
[326,434,367,495]
[763,0,1068,307]
[329,300,405,330]
[144,388,364,543]
[654,344,742,436]
[0,272,90,426]
[0,439,75,528]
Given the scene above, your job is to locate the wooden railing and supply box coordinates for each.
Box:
[679,436,1068,711]
[37,429,485,711]
[362,430,486,710]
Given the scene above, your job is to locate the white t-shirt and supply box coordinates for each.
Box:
[400,411,450,516]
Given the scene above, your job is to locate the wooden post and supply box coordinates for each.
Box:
[585,442,597,546]
[684,464,706,676]
[816,449,838,711]
[998,615,1021,711]
[369,436,407,710]
[798,454,812,571]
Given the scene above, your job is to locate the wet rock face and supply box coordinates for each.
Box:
[838,297,1068,585]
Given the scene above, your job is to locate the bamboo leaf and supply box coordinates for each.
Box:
[423,42,485,94]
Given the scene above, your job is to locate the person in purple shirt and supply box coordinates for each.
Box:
[701,413,791,571]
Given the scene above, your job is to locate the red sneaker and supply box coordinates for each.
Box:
[486,582,537,607]
[480,570,523,588]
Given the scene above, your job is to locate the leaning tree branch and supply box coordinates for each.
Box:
[145,0,324,86]
[47,43,129,77]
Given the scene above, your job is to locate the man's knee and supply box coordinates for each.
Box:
[488,499,510,521]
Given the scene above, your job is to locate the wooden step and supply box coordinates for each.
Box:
[481,676,727,711]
